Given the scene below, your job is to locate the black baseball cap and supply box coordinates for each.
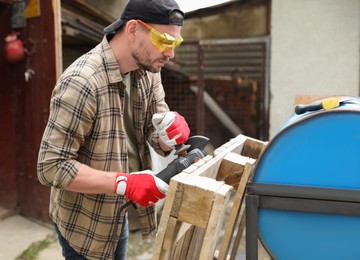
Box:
[104,0,184,33]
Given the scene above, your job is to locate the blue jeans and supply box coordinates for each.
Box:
[54,213,129,260]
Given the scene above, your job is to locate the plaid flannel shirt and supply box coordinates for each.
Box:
[37,35,169,259]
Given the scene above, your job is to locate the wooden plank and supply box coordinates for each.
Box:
[171,223,195,260]
[217,157,254,260]
[199,184,233,260]
[154,175,233,260]
[154,174,230,259]
[153,180,183,259]
[241,138,267,159]
[172,225,205,260]
[176,175,226,228]
[61,8,104,42]
[162,217,180,251]
[230,209,246,260]
[54,0,62,79]
[153,134,261,260]
[15,0,58,222]
[186,227,206,260]
[217,152,249,189]
[153,153,213,260]
[61,0,114,24]
[190,134,249,179]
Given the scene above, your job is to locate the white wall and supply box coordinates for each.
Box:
[270,0,360,137]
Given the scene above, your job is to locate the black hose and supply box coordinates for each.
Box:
[111,200,136,260]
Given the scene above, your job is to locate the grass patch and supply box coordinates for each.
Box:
[15,234,56,260]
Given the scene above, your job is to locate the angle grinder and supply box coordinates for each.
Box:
[112,135,214,259]
[156,135,214,184]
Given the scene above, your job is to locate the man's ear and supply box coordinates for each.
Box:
[125,20,139,41]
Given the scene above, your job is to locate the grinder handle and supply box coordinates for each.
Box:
[156,150,203,184]
[294,98,340,115]
[156,160,183,184]
[294,101,323,115]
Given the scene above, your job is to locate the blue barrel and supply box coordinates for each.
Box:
[253,96,360,260]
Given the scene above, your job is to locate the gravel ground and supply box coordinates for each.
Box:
[127,231,155,259]
[126,199,271,260]
[126,230,270,260]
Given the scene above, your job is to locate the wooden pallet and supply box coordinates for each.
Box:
[152,134,266,260]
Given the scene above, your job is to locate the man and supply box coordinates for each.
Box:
[37,0,189,259]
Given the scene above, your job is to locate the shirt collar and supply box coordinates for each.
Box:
[102,35,147,84]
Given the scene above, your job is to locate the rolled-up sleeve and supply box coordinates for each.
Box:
[37,75,96,188]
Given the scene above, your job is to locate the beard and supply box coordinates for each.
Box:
[132,47,169,73]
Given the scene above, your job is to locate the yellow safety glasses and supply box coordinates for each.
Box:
[137,20,183,52]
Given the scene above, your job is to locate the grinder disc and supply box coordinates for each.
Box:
[186,135,215,156]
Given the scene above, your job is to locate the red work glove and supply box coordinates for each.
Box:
[152,111,190,148]
[114,170,168,207]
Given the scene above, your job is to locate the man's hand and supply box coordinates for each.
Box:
[152,111,190,148]
[114,170,168,207]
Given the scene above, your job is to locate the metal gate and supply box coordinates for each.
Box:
[162,36,270,147]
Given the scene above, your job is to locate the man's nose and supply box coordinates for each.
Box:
[163,48,175,59]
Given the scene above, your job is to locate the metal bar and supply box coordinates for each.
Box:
[248,183,360,203]
[263,37,271,140]
[62,21,102,42]
[246,195,259,260]
[196,44,205,135]
[189,85,243,136]
[199,36,271,46]
[260,196,360,216]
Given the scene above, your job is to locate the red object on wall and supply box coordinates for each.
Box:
[5,32,25,63]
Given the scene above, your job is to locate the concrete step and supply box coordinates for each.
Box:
[0,212,62,260]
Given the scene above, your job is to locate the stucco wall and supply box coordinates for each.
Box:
[270,0,360,137]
